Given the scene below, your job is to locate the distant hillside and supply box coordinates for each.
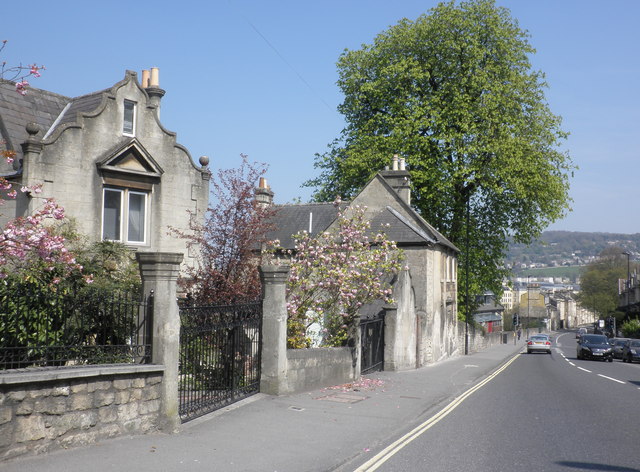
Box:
[506,231,640,277]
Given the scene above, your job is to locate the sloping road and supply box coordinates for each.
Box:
[352,331,640,472]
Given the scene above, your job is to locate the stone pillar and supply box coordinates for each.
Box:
[136,252,183,432]
[259,264,290,395]
[20,123,45,216]
[383,304,399,371]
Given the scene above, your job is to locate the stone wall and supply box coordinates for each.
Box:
[467,329,505,353]
[286,347,355,393]
[0,365,164,461]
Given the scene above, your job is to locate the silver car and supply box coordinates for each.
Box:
[527,334,552,354]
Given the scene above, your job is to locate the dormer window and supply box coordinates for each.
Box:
[123,100,136,136]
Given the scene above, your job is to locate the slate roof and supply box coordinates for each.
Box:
[368,175,458,252]
[48,90,106,133]
[473,313,503,323]
[266,198,457,253]
[370,206,437,246]
[0,79,108,176]
[265,202,342,249]
[0,80,69,174]
[473,295,505,315]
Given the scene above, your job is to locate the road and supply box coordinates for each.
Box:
[351,331,640,472]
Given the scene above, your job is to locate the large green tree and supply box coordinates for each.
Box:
[306,0,574,316]
[577,246,629,320]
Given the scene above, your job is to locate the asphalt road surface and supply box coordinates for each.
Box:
[353,331,640,472]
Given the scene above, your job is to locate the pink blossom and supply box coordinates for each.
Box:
[15,80,29,95]
[0,195,83,280]
[29,65,41,77]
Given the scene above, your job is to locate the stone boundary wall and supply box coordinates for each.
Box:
[0,365,165,461]
[286,347,355,393]
[457,323,508,355]
[468,330,504,353]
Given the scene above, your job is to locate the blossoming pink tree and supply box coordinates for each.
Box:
[0,192,84,280]
[273,201,403,348]
[1,43,82,281]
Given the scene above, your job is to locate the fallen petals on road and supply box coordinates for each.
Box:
[323,377,386,392]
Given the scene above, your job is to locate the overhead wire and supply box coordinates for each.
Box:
[226,0,334,112]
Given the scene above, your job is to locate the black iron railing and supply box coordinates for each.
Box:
[178,301,262,422]
[360,312,385,374]
[0,284,152,370]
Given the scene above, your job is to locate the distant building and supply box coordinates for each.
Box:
[472,292,504,333]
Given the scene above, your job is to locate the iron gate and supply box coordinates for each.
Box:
[360,311,385,374]
[178,301,262,423]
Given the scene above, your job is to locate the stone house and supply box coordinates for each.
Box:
[261,156,460,370]
[472,292,504,333]
[0,69,210,265]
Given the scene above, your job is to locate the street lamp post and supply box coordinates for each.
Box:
[527,274,531,339]
[623,251,631,311]
[464,199,470,355]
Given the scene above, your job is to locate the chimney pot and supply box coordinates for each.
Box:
[150,67,160,87]
[392,154,399,171]
[141,70,150,88]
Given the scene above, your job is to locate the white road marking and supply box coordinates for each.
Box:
[353,351,521,472]
[598,374,625,384]
[568,362,575,366]
[577,367,591,373]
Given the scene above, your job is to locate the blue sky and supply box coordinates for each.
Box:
[3,0,639,233]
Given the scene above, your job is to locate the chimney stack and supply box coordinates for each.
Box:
[143,67,166,117]
[380,154,411,206]
[255,177,274,208]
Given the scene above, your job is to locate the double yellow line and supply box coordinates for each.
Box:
[353,351,522,471]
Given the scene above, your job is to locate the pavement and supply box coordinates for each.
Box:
[1,339,526,472]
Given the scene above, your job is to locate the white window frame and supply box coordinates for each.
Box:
[101,187,148,245]
[123,100,136,136]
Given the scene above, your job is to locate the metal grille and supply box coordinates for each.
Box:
[179,301,262,423]
[0,286,152,370]
[360,312,385,375]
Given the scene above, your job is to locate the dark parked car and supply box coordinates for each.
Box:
[622,339,640,363]
[577,334,613,362]
[610,338,630,360]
